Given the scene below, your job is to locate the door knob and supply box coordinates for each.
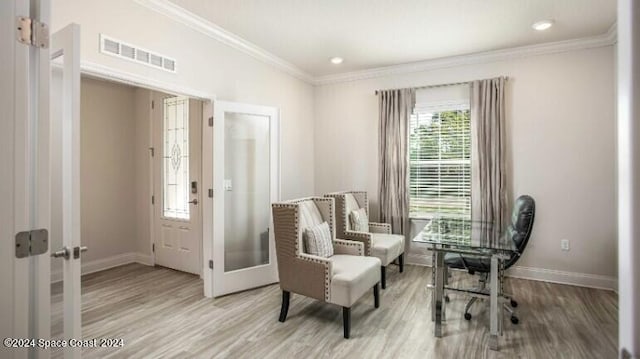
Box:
[188,199,198,205]
[51,246,70,260]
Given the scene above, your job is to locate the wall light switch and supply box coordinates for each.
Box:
[560,239,570,251]
[224,179,232,191]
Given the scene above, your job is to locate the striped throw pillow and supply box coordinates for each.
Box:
[303,222,334,258]
[349,208,370,232]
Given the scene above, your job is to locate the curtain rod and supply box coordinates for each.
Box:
[374,76,508,95]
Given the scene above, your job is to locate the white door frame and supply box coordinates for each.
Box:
[1,0,50,358]
[211,101,281,297]
[617,0,640,357]
[76,62,217,298]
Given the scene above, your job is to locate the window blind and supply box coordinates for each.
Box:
[409,107,471,219]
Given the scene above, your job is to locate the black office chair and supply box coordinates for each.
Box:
[444,195,535,324]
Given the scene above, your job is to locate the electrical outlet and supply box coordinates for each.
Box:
[560,239,570,251]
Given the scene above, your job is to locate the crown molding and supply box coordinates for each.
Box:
[131,1,617,87]
[134,0,315,84]
[314,26,618,86]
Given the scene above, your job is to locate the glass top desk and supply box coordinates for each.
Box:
[412,216,517,351]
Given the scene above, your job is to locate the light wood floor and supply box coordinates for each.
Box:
[52,263,617,358]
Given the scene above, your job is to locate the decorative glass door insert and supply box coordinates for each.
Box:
[163,96,190,220]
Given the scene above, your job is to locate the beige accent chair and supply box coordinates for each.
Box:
[271,197,381,338]
[324,191,405,289]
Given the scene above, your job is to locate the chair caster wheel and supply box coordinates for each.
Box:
[464,313,472,321]
[510,299,518,308]
[511,316,519,325]
[444,295,450,303]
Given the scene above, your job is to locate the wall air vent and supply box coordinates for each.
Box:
[99,34,177,73]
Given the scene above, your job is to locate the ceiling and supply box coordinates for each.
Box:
[168,0,616,77]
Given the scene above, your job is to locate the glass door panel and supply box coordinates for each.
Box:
[223,113,271,272]
[163,96,190,220]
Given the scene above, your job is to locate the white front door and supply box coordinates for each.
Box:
[49,24,83,359]
[153,93,202,275]
[212,101,280,297]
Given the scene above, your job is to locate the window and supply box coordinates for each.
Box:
[163,96,190,220]
[409,106,471,219]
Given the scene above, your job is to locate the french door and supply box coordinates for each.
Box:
[49,23,83,359]
[0,1,51,358]
[212,101,280,297]
[1,0,82,358]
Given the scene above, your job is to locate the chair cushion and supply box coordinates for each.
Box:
[349,208,369,232]
[299,200,323,231]
[303,222,334,258]
[370,233,405,266]
[444,253,490,273]
[329,255,381,307]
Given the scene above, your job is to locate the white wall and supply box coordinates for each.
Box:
[52,76,140,278]
[80,78,138,261]
[51,0,315,203]
[314,46,617,283]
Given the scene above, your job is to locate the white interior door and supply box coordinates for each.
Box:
[212,101,280,297]
[153,93,202,275]
[49,23,83,359]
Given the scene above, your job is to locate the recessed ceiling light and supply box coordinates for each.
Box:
[532,20,554,31]
[330,57,344,64]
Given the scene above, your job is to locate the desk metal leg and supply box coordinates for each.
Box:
[489,255,500,350]
[431,250,435,322]
[434,251,445,337]
[442,264,448,321]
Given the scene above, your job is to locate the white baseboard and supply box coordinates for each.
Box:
[51,252,154,283]
[507,266,617,292]
[405,252,617,292]
[133,252,154,266]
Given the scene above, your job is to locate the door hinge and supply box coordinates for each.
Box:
[209,260,213,269]
[149,147,154,157]
[152,243,155,253]
[15,229,49,258]
[16,17,49,48]
[208,116,213,127]
[151,195,155,205]
[208,189,213,198]
[151,100,155,109]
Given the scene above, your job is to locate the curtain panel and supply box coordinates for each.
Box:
[471,77,508,233]
[377,88,416,235]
